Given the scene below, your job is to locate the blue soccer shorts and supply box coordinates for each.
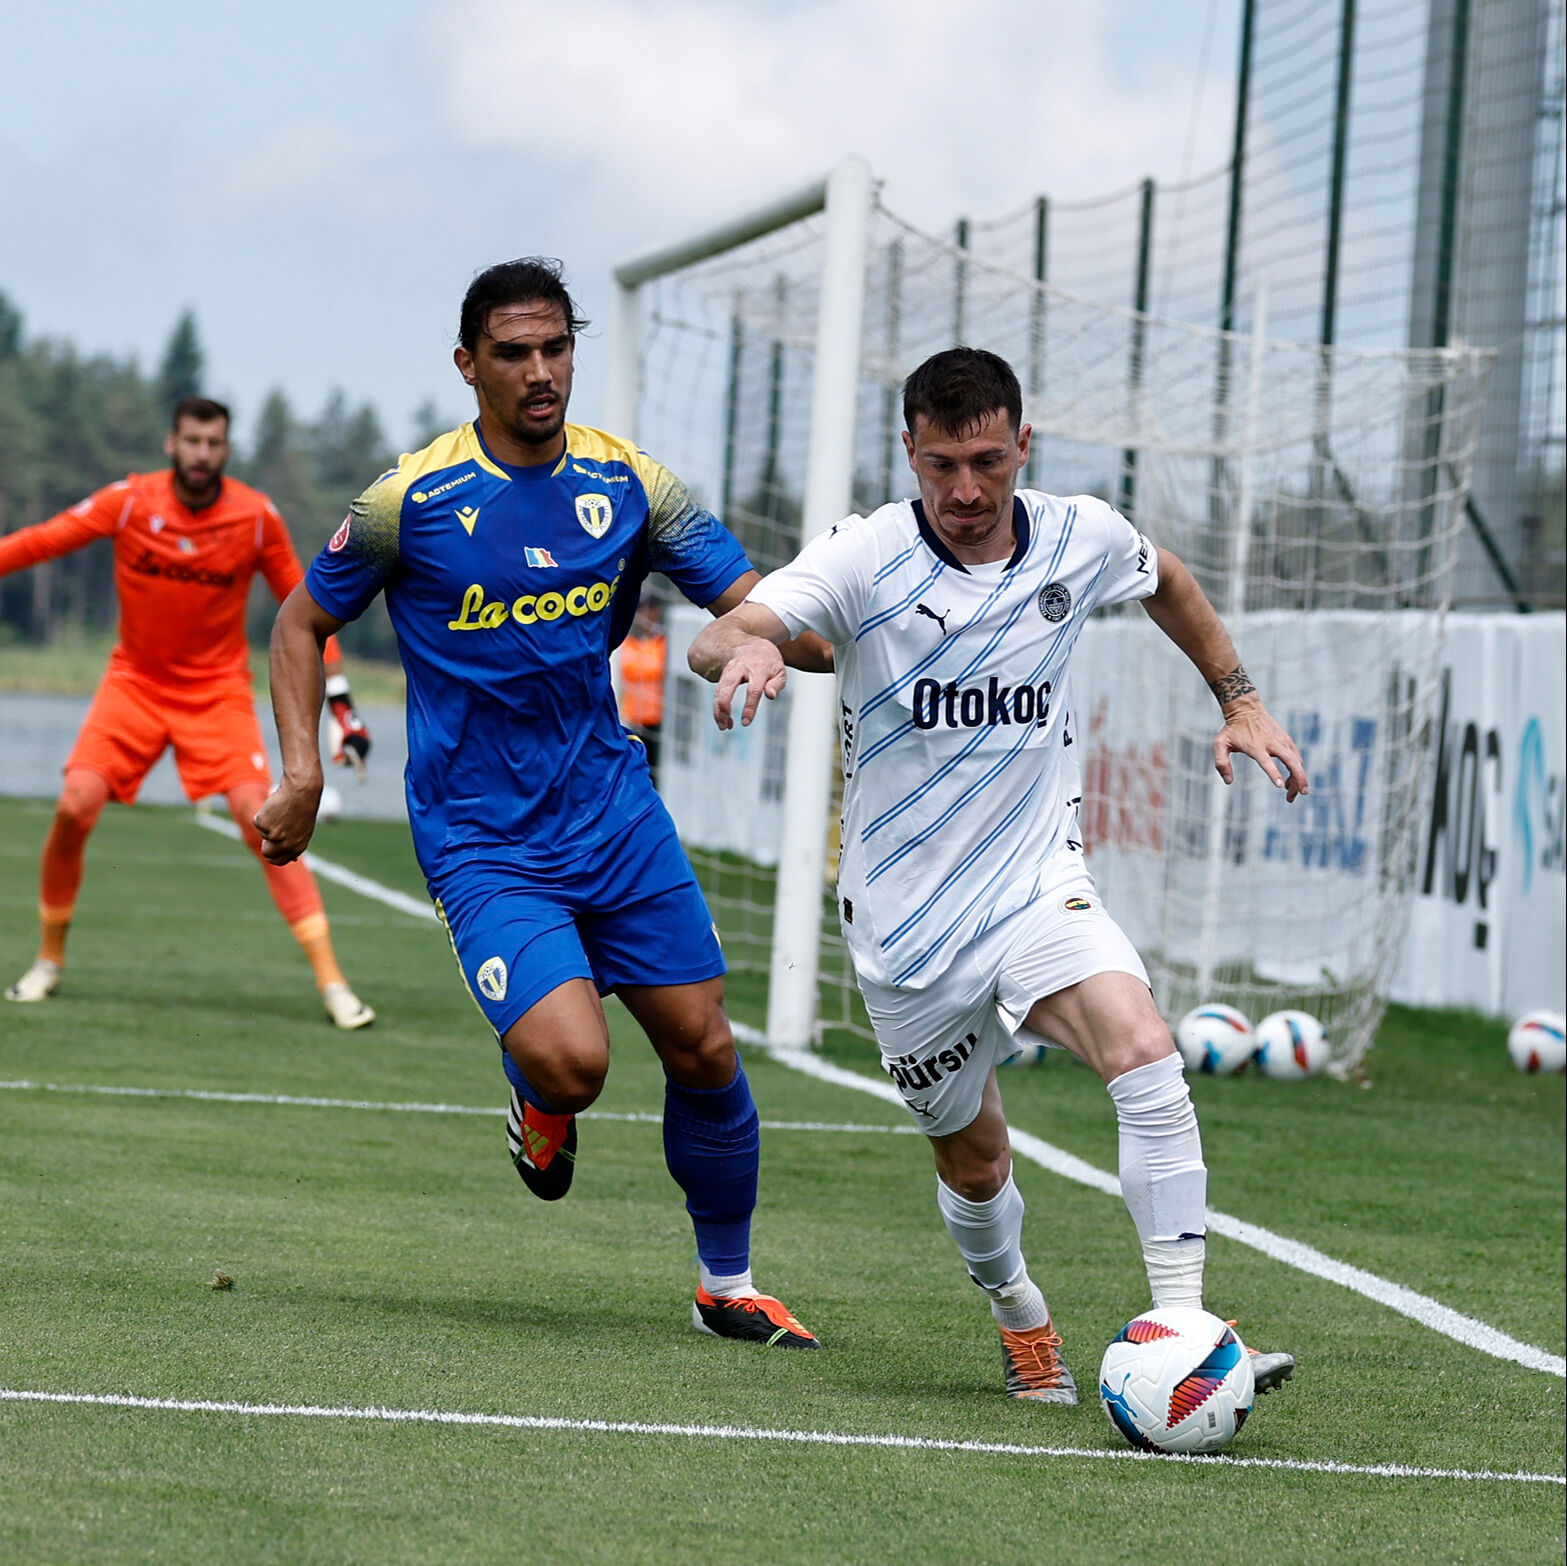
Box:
[429,801,726,1039]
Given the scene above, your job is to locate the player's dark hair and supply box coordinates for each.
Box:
[902,348,1022,439]
[171,396,230,430]
[460,258,589,352]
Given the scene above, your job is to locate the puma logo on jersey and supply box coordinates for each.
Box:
[914,603,950,635]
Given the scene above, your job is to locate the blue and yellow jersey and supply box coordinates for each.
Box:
[305,420,750,873]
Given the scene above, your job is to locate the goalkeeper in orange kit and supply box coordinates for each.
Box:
[1,396,375,1027]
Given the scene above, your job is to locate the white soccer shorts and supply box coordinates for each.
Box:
[858,855,1149,1138]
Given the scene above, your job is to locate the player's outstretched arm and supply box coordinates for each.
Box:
[688,601,793,731]
[705,570,834,674]
[255,584,347,864]
[1142,547,1309,802]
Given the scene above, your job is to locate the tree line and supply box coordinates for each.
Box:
[0,296,439,661]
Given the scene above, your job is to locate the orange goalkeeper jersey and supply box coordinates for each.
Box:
[0,470,339,689]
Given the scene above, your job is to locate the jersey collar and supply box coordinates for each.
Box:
[911,495,1030,573]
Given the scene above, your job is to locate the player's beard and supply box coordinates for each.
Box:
[172,456,223,505]
[505,399,567,448]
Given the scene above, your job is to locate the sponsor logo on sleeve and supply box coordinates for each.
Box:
[327,516,351,553]
[1060,894,1094,913]
[1038,582,1072,622]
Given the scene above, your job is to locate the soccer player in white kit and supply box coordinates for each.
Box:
[689,348,1307,1402]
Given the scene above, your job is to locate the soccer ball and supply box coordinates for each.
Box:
[1174,1004,1254,1075]
[316,783,344,824]
[1255,1010,1331,1079]
[1099,1307,1256,1455]
[1507,1010,1566,1074]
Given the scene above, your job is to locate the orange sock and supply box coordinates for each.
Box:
[289,911,346,992]
[37,771,110,966]
[228,786,344,993]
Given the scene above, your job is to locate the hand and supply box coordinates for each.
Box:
[1214,697,1309,802]
[327,687,371,780]
[713,639,788,730]
[254,775,322,865]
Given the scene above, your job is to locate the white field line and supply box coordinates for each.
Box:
[740,1030,1567,1382]
[180,820,1566,1381]
[1,1389,1560,1486]
[0,1079,913,1136]
[193,813,438,923]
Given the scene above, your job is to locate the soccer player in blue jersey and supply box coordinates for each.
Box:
[256,259,824,1349]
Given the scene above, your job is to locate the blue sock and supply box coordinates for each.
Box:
[500,1045,563,1114]
[662,1062,759,1277]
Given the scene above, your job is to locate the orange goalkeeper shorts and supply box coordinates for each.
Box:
[67,668,272,805]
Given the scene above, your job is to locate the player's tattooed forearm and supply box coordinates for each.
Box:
[1210,665,1257,707]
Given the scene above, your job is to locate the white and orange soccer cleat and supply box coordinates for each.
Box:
[999,1319,1079,1403]
[5,958,62,1003]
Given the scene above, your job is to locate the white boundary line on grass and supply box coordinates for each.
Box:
[0,1080,915,1137]
[2,1389,1561,1486]
[181,819,1567,1381]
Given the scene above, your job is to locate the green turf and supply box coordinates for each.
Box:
[0,797,1561,1563]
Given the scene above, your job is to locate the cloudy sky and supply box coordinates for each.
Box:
[2,0,1238,447]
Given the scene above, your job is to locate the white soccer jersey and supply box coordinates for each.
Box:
[747,490,1159,990]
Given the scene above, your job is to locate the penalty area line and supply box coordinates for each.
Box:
[179,815,1566,1382]
[1,1389,1560,1486]
[740,1029,1567,1383]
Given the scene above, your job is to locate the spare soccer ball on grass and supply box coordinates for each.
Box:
[1255,1010,1330,1079]
[316,783,344,825]
[1099,1307,1255,1455]
[1507,1010,1566,1074]
[1175,1004,1254,1075]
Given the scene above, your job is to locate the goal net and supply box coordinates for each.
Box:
[618,164,1492,1069]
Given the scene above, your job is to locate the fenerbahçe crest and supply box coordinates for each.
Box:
[476,956,508,1002]
[575,492,613,538]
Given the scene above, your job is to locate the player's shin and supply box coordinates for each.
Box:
[934,1174,1051,1330]
[1106,1053,1207,1310]
[661,1064,760,1283]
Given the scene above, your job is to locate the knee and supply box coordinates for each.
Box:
[1099,1019,1178,1085]
[515,1043,608,1115]
[55,775,107,837]
[660,1015,737,1091]
[936,1147,1010,1203]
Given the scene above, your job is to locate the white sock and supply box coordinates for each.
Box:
[990,1275,1052,1332]
[700,1263,756,1299]
[935,1173,1050,1329]
[1142,1238,1206,1310]
[1106,1053,1208,1308]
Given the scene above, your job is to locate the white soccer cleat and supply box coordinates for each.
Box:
[5,958,62,1003]
[321,982,375,1030]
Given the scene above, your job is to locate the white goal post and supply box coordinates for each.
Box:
[608,159,1492,1069]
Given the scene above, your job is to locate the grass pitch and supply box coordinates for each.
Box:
[0,797,1561,1564]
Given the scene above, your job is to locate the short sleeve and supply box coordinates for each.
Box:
[635,454,752,606]
[744,516,875,646]
[1088,500,1159,609]
[305,467,405,623]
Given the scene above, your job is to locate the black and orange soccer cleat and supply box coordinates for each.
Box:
[999,1319,1079,1403]
[505,1086,577,1202]
[692,1287,821,1349]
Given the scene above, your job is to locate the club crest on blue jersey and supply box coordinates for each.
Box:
[575,493,614,538]
[1038,582,1072,621]
[477,956,508,1001]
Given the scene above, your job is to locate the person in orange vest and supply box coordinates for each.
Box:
[619,597,667,776]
